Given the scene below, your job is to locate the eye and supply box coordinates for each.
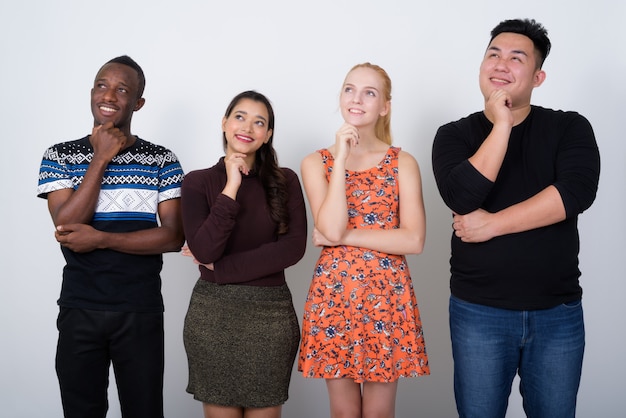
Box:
[235,114,244,120]
[117,87,128,93]
[255,120,265,127]
[344,86,353,93]
[366,90,376,97]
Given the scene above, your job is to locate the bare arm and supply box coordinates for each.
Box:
[312,151,426,255]
[49,123,130,226]
[301,150,348,243]
[304,124,364,242]
[453,185,565,243]
[55,198,184,254]
[467,89,514,181]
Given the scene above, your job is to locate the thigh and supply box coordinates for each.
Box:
[55,308,111,418]
[109,311,164,418]
[520,300,584,418]
[449,296,520,418]
[244,405,282,418]
[203,403,243,418]
[362,381,398,418]
[326,379,362,418]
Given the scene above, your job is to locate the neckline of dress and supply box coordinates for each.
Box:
[325,146,395,174]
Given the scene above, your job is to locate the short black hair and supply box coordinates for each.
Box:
[490,19,551,68]
[104,55,146,98]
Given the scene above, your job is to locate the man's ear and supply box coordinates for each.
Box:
[533,69,546,88]
[134,97,146,112]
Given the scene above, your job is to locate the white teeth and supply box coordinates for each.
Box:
[100,106,116,112]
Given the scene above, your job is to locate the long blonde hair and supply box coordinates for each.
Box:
[345,62,393,145]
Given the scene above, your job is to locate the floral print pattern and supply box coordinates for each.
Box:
[298,147,429,383]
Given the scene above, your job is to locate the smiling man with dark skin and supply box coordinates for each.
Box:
[432,19,600,418]
[37,55,184,418]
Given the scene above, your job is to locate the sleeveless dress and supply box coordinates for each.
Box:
[298,146,430,383]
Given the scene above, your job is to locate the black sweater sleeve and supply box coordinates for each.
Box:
[550,112,600,218]
[432,113,495,215]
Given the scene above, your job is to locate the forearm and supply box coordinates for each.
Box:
[493,186,566,236]
[97,225,185,255]
[315,167,349,242]
[467,122,512,182]
[215,232,306,283]
[340,227,425,255]
[51,158,109,225]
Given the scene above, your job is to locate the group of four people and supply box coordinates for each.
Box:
[37,17,600,418]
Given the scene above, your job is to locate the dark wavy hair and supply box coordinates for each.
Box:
[222,91,290,234]
[490,18,551,69]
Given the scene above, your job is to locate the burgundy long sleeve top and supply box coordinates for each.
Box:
[181,158,308,286]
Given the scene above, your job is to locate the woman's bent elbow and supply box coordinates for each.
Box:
[409,236,425,255]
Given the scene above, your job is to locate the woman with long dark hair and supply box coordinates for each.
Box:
[181,91,307,418]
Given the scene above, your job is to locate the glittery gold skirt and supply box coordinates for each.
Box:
[183,279,300,407]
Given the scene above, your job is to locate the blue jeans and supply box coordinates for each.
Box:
[449,295,584,418]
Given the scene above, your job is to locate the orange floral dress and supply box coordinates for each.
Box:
[298,147,430,383]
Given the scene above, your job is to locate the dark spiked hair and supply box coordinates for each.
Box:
[490,19,551,69]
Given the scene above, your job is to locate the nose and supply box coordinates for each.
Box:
[243,120,254,132]
[103,88,117,102]
[494,57,509,71]
[352,92,362,104]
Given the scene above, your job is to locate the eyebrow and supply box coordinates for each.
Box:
[344,82,380,92]
[487,46,529,57]
[234,110,267,123]
[95,77,131,88]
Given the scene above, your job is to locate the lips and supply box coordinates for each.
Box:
[98,105,118,116]
[349,108,365,115]
[235,134,253,143]
[490,77,511,85]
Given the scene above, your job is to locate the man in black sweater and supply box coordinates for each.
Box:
[432,18,600,418]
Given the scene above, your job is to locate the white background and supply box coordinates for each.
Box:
[1,1,624,417]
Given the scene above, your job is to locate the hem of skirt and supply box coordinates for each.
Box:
[297,370,430,384]
[187,390,288,408]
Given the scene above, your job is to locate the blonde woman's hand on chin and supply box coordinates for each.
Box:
[335,123,359,162]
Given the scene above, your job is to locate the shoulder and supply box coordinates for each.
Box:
[280,167,304,192]
[396,149,420,177]
[397,148,418,165]
[304,148,331,160]
[280,166,299,180]
[184,162,223,182]
[438,111,484,130]
[433,112,487,148]
[133,137,180,161]
[42,136,90,157]
[301,149,328,171]
[532,105,589,122]
[530,106,595,133]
